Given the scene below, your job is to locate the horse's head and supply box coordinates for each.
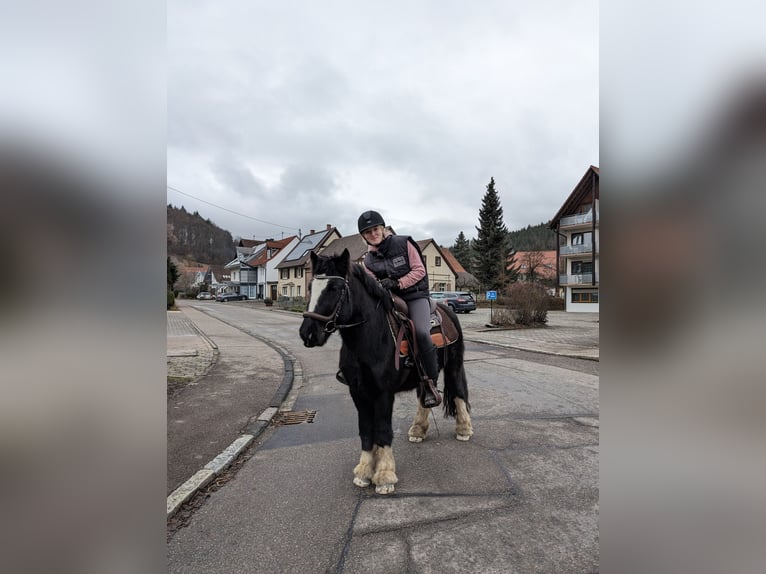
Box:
[299,248,352,347]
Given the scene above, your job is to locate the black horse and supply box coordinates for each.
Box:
[299,249,473,495]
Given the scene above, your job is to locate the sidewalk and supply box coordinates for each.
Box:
[460,309,599,361]
[167,304,288,501]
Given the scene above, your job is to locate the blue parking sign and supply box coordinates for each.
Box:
[486,290,497,300]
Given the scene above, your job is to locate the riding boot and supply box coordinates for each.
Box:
[418,347,441,409]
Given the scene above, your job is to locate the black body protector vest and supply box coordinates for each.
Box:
[364,235,429,302]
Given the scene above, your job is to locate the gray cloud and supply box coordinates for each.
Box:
[167,0,599,245]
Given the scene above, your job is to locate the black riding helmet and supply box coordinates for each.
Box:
[357,210,386,234]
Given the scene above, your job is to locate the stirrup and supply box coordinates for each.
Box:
[419,378,441,408]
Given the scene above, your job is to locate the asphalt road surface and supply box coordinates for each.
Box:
[168,303,599,573]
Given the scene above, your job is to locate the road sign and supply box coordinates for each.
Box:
[486,290,497,300]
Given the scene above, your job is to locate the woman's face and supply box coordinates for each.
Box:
[362,224,385,246]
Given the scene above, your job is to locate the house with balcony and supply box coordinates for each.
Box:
[275,225,341,300]
[549,165,599,312]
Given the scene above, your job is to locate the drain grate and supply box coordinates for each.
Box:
[272,409,317,426]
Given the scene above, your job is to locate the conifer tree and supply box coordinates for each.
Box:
[450,231,473,272]
[167,256,179,289]
[472,177,510,289]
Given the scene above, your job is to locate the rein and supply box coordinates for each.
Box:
[302,274,366,333]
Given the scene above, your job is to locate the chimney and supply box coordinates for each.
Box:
[326,224,332,230]
[310,229,315,234]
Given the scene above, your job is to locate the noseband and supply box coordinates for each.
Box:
[302,275,365,333]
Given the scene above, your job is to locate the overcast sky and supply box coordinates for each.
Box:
[167,1,598,246]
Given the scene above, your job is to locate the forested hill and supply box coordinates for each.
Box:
[506,222,557,251]
[167,204,236,265]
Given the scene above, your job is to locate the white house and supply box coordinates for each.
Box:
[549,166,599,312]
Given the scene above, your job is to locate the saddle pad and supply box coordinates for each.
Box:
[400,332,446,355]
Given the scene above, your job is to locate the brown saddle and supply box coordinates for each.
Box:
[389,294,459,362]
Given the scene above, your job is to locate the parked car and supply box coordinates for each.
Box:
[196,291,213,300]
[431,291,476,313]
[216,292,248,302]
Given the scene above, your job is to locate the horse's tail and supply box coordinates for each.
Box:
[441,336,470,418]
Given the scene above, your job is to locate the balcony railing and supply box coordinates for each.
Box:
[559,211,593,227]
[559,273,596,285]
[560,242,593,256]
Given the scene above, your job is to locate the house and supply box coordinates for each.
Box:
[317,233,369,264]
[237,238,264,249]
[223,250,248,295]
[414,240,458,292]
[240,236,300,300]
[549,166,599,312]
[203,264,229,293]
[439,248,480,291]
[275,225,341,299]
[508,250,559,287]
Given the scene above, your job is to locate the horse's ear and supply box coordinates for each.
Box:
[339,248,350,272]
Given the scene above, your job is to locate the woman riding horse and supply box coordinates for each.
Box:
[300,248,473,495]
[357,210,441,409]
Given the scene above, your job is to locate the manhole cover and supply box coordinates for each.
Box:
[272,410,317,426]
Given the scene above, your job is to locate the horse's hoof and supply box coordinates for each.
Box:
[456,433,471,442]
[408,435,423,443]
[375,483,395,495]
[353,477,371,487]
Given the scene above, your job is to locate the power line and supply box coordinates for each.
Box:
[167,185,298,231]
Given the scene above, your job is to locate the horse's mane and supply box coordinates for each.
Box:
[350,263,394,313]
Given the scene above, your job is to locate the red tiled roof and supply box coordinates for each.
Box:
[238,238,264,248]
[244,235,298,267]
[438,247,466,273]
[508,250,558,279]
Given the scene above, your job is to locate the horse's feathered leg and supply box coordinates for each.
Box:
[349,369,378,488]
[441,333,473,441]
[353,448,375,487]
[372,445,397,495]
[407,402,431,443]
[454,397,473,441]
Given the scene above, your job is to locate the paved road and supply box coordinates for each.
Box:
[167,301,599,573]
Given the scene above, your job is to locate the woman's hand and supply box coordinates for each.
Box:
[380,278,398,290]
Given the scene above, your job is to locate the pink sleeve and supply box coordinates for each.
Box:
[397,241,427,289]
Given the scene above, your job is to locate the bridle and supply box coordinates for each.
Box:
[302,274,366,333]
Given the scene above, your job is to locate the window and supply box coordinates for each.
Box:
[282,286,288,295]
[571,261,594,274]
[572,290,598,303]
[422,255,427,266]
[435,256,442,267]
[280,268,290,279]
[571,232,592,246]
[297,286,301,297]
[295,267,304,278]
